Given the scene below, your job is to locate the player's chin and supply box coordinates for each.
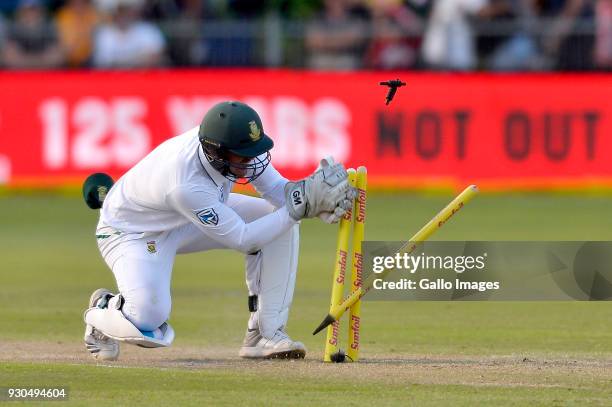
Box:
[231,169,248,178]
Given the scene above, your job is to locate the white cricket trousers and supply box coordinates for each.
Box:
[96,193,299,337]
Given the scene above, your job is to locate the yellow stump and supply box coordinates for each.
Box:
[314,185,479,336]
[323,168,357,362]
[347,167,366,362]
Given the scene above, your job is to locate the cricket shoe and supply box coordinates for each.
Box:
[239,327,306,359]
[83,288,120,361]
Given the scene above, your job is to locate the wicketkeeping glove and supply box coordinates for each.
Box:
[284,157,354,221]
[316,157,357,224]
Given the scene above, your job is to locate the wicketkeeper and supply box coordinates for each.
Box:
[82,101,354,361]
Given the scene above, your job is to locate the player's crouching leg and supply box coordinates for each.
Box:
[83,288,175,361]
[239,224,306,359]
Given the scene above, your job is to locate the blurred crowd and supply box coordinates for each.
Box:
[0,0,609,71]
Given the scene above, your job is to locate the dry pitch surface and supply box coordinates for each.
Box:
[2,340,612,406]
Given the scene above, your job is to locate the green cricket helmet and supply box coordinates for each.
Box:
[198,101,274,184]
[82,172,114,209]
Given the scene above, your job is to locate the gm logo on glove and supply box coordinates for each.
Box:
[292,190,303,206]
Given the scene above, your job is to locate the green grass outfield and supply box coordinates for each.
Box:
[1,193,612,405]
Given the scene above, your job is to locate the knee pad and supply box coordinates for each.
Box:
[85,295,174,348]
[249,223,300,339]
[122,291,171,332]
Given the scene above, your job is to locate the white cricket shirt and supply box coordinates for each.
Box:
[100,127,295,253]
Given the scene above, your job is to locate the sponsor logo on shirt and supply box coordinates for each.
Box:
[196,208,219,226]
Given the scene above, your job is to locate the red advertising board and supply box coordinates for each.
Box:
[0,70,611,190]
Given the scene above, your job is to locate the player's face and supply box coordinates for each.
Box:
[226,152,252,178]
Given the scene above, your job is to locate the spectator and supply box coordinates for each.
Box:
[594,0,612,68]
[421,0,489,70]
[364,0,424,69]
[484,0,547,70]
[305,0,368,70]
[93,0,166,68]
[55,0,100,67]
[539,0,595,70]
[2,0,64,69]
[164,0,206,66]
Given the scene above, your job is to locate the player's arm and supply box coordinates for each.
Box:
[252,156,356,225]
[169,159,354,252]
[168,186,296,254]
